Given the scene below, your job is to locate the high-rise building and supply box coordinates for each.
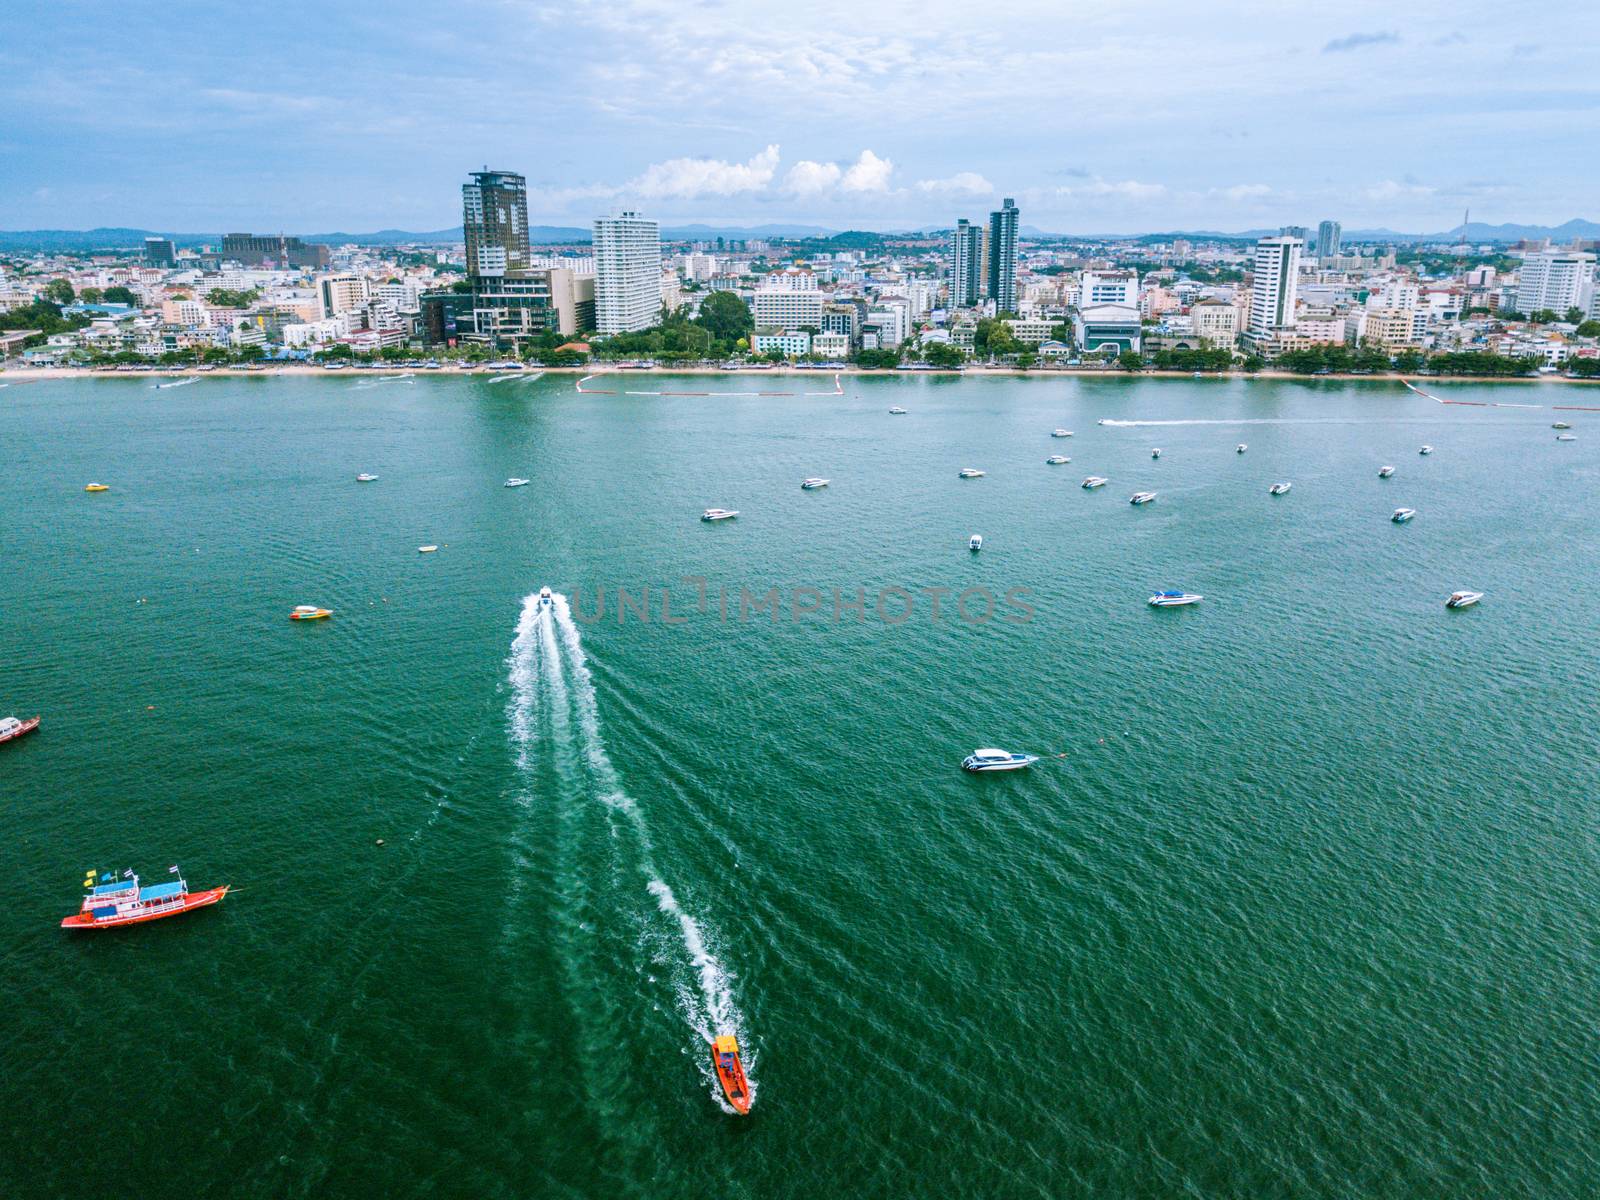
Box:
[986,198,1019,312]
[1316,220,1342,260]
[318,274,371,318]
[1512,250,1596,316]
[1248,236,1303,336]
[462,169,530,279]
[948,218,983,308]
[593,212,662,334]
[221,233,330,269]
[143,237,175,268]
[1079,269,1138,307]
[1279,225,1311,244]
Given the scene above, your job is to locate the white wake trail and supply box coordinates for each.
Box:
[1096,416,1414,428]
[544,593,754,1106]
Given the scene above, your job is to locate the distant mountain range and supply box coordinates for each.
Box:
[3,218,1596,253]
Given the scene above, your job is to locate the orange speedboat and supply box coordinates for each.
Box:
[711,1034,751,1114]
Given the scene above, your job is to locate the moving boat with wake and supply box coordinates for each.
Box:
[539,586,553,608]
[962,748,1039,772]
[63,868,229,930]
[712,1035,752,1114]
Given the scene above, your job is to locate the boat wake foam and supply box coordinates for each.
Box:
[506,590,754,1112]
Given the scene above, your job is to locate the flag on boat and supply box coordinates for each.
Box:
[101,872,113,882]
[122,869,134,879]
[168,865,180,874]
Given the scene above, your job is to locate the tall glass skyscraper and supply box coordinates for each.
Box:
[462,169,530,279]
[1316,220,1342,260]
[987,198,1019,313]
[948,219,983,308]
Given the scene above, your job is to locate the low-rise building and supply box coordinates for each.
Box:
[1071,303,1141,354]
[752,328,811,357]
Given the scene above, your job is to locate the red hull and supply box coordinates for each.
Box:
[713,1050,752,1115]
[0,716,40,745]
[61,885,229,929]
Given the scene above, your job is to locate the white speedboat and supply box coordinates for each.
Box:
[1392,507,1416,523]
[1236,443,1248,453]
[1130,491,1157,505]
[969,534,983,551]
[1269,482,1291,495]
[418,544,439,553]
[958,468,985,478]
[889,406,907,415]
[801,477,830,489]
[1148,590,1203,607]
[1046,455,1070,465]
[1082,476,1108,489]
[961,748,1038,772]
[539,586,553,608]
[1553,421,1572,430]
[1446,590,1483,609]
[1557,433,1576,442]
[1151,448,1162,459]
[505,477,531,487]
[356,473,378,482]
[701,508,739,521]
[1378,465,1396,478]
[1419,445,1433,455]
[1051,429,1073,438]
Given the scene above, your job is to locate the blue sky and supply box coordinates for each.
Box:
[2,0,1594,234]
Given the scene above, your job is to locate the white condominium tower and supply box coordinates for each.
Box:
[1249,235,1302,336]
[1513,250,1595,316]
[593,212,663,334]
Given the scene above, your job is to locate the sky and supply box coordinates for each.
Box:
[2,0,1596,235]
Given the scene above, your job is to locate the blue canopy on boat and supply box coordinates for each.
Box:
[138,881,184,902]
[91,880,135,896]
[91,906,119,919]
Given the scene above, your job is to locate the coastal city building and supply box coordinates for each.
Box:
[1247,235,1303,341]
[143,237,175,267]
[221,233,331,270]
[1511,249,1595,315]
[593,211,662,334]
[462,170,531,278]
[987,198,1019,312]
[1316,220,1342,261]
[948,219,983,309]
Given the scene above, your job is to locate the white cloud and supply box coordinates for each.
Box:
[915,171,994,195]
[1215,183,1272,202]
[840,149,893,192]
[1364,178,1435,201]
[629,144,780,199]
[784,159,843,196]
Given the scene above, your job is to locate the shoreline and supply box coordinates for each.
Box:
[0,363,1594,387]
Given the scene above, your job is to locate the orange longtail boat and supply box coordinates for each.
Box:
[62,868,229,930]
[711,1034,752,1114]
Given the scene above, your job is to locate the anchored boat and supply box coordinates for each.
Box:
[0,715,41,746]
[962,748,1039,772]
[62,869,229,930]
[712,1034,752,1114]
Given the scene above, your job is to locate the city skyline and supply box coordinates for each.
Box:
[4,0,1597,233]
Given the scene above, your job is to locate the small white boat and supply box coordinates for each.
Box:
[1392,507,1416,523]
[505,477,531,487]
[889,406,907,415]
[701,508,739,521]
[801,477,830,489]
[1236,443,1248,454]
[1151,448,1162,459]
[958,468,985,478]
[1378,465,1396,478]
[961,748,1039,772]
[1553,421,1572,430]
[1130,491,1157,505]
[1446,590,1483,609]
[1082,476,1108,489]
[1148,590,1203,607]
[1269,482,1291,495]
[969,534,983,551]
[1419,445,1433,455]
[1046,455,1070,465]
[356,473,379,483]
[1556,434,1576,442]
[418,544,439,552]
[539,586,553,608]
[1051,429,1072,438]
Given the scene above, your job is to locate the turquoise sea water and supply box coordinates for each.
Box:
[4,371,1600,1198]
